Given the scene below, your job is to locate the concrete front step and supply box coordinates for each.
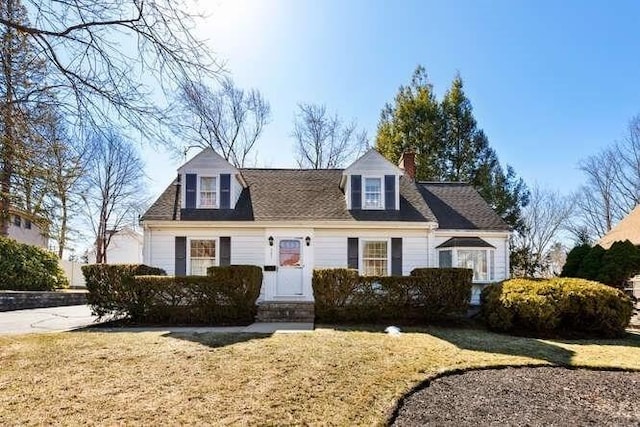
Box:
[256,302,315,323]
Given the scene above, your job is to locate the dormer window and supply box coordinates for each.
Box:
[199,176,217,208]
[364,178,383,209]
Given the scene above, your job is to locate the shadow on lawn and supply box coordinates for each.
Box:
[324,323,576,366]
[164,331,272,349]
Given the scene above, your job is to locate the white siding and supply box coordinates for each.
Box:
[8,221,47,248]
[177,148,244,209]
[314,228,429,274]
[145,227,265,275]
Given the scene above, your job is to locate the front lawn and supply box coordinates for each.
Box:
[1,327,639,425]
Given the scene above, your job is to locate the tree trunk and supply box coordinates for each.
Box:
[0,0,15,237]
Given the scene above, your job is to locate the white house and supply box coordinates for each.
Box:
[7,208,48,248]
[87,226,144,264]
[141,148,510,312]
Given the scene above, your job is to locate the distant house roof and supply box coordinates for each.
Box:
[436,237,496,249]
[418,183,510,231]
[142,169,437,223]
[598,204,640,249]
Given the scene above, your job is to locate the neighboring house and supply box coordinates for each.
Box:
[87,226,144,264]
[598,204,640,249]
[598,205,640,298]
[141,148,510,306]
[7,207,48,249]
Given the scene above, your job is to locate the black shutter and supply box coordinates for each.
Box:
[350,175,361,210]
[391,238,402,276]
[220,174,231,208]
[175,236,187,276]
[220,237,231,266]
[385,175,396,210]
[185,174,197,209]
[348,238,359,270]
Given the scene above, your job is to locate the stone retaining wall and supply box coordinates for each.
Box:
[0,291,88,312]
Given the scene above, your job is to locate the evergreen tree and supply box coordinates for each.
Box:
[596,240,640,288]
[561,243,592,277]
[576,244,605,280]
[376,66,445,181]
[375,66,529,230]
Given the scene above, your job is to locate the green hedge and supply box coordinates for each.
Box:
[481,278,633,338]
[312,268,473,324]
[0,237,68,290]
[83,264,262,325]
[82,264,167,319]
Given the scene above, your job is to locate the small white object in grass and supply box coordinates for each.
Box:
[385,326,401,337]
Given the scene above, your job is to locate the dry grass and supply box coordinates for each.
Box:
[0,326,639,425]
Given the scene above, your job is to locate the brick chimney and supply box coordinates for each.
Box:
[398,148,416,181]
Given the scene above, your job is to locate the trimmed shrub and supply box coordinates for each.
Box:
[313,268,473,324]
[481,278,633,338]
[82,264,167,318]
[0,236,68,290]
[133,270,262,324]
[83,264,262,325]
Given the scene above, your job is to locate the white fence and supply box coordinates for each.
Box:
[59,260,86,289]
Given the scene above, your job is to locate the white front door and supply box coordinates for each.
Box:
[276,238,304,296]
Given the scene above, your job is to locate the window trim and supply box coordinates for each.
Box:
[359,238,391,276]
[362,176,385,210]
[437,247,495,282]
[197,175,220,209]
[187,237,219,276]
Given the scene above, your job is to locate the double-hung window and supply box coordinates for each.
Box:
[364,177,382,209]
[199,177,217,208]
[362,240,388,276]
[190,239,216,275]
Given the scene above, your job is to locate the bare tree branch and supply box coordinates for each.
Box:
[292,103,368,169]
[172,77,271,167]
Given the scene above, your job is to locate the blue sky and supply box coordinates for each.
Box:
[143,0,640,198]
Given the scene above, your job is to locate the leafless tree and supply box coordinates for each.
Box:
[81,130,145,264]
[293,103,368,169]
[574,115,640,240]
[42,114,89,259]
[1,0,220,234]
[0,0,221,134]
[174,77,271,167]
[511,184,575,277]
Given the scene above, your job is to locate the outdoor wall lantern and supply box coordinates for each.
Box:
[268,236,274,246]
[305,236,311,246]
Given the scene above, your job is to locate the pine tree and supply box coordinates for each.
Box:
[376,66,445,181]
[375,66,529,230]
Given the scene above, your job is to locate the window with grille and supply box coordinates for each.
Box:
[362,240,388,276]
[363,178,382,209]
[199,177,217,208]
[190,239,216,275]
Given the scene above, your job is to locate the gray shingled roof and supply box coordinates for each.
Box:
[436,237,496,249]
[418,182,510,231]
[141,169,437,223]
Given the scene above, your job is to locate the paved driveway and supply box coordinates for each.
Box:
[0,305,101,334]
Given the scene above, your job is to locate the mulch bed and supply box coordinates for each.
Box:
[392,367,640,426]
